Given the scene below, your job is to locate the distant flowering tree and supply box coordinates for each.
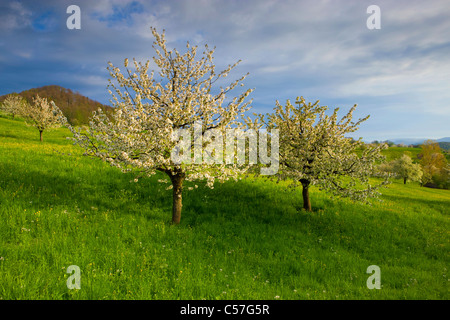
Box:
[23,95,67,142]
[68,27,253,224]
[392,153,423,184]
[261,96,388,211]
[1,94,27,119]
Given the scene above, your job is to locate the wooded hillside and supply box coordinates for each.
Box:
[0,85,112,125]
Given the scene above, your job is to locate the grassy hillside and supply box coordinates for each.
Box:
[381,146,422,162]
[0,116,449,300]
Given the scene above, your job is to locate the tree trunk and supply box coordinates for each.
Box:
[403,177,407,184]
[39,130,43,142]
[168,171,185,224]
[300,179,312,211]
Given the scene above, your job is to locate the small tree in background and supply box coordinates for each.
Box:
[418,140,448,188]
[23,95,67,142]
[375,161,394,177]
[261,96,388,211]
[392,153,423,184]
[1,94,27,119]
[68,27,253,224]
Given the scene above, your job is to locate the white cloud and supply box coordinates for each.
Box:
[1,0,449,139]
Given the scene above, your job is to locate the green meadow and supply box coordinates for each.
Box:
[0,116,448,300]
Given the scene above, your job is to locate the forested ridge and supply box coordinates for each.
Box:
[0,85,112,125]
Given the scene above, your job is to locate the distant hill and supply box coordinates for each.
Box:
[390,137,450,145]
[381,138,450,151]
[0,85,113,126]
[438,142,450,151]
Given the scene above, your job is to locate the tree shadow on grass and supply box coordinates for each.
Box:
[382,194,449,213]
[181,177,314,228]
[0,131,36,142]
[0,161,171,222]
[1,154,335,231]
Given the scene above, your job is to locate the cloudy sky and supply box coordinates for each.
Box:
[1,0,449,141]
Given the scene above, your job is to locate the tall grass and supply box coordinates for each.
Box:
[0,116,449,300]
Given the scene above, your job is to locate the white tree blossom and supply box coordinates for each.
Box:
[1,94,27,119]
[393,153,423,184]
[23,95,67,142]
[261,96,389,211]
[68,27,253,224]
